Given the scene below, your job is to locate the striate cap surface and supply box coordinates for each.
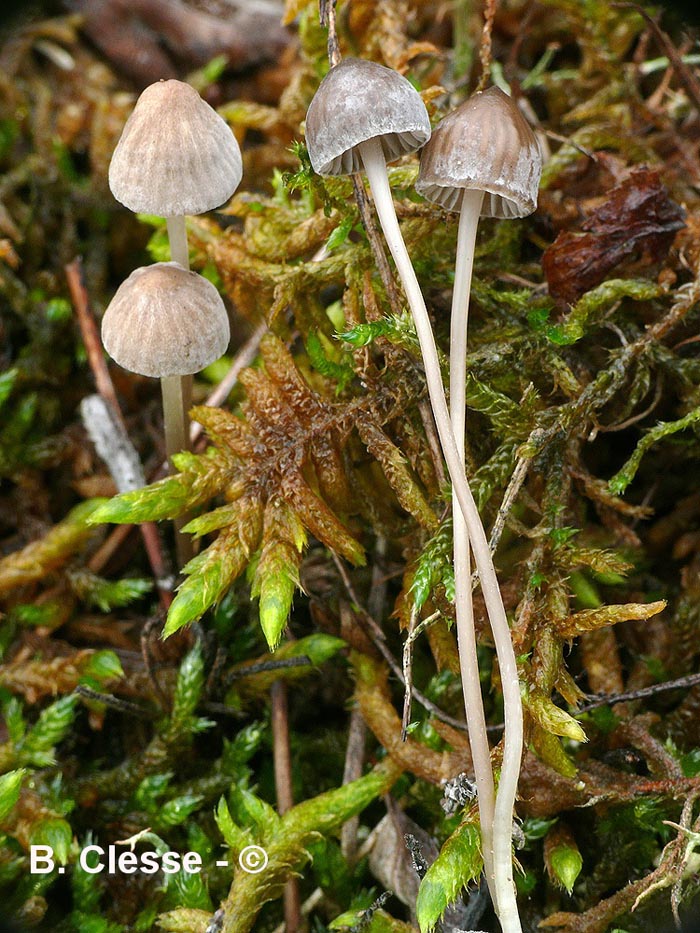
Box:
[109,79,243,217]
[102,262,230,377]
[416,86,542,218]
[305,58,431,176]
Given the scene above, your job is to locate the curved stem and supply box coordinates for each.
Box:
[451,190,498,902]
[359,137,523,932]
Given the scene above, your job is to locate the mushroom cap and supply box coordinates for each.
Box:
[108,79,243,217]
[102,262,230,377]
[305,58,431,176]
[416,86,542,218]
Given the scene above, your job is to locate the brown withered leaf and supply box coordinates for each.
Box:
[543,169,685,304]
[72,0,290,88]
[368,808,438,908]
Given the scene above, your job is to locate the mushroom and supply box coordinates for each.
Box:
[109,78,243,266]
[108,79,242,460]
[416,86,542,932]
[306,62,523,906]
[102,261,230,563]
[102,261,230,447]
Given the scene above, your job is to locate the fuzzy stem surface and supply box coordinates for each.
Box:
[359,137,522,932]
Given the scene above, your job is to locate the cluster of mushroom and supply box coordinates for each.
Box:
[103,80,243,564]
[306,60,542,933]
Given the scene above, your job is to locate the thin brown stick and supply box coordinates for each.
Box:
[66,257,173,608]
[576,671,700,716]
[351,175,404,318]
[402,610,441,740]
[319,0,341,68]
[66,259,125,431]
[331,554,468,732]
[417,398,448,489]
[272,683,295,811]
[488,454,530,554]
[225,657,311,685]
[88,524,133,574]
[341,537,386,860]
[340,710,367,861]
[271,681,301,933]
[190,321,267,444]
[477,0,497,92]
[401,608,419,740]
[74,685,154,718]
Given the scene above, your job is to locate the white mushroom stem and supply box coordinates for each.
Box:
[165,214,194,568]
[165,214,193,423]
[161,375,189,470]
[166,215,190,268]
[450,189,524,931]
[449,188,498,901]
[358,136,523,933]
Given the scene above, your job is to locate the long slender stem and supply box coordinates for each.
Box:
[166,214,193,418]
[164,214,194,568]
[161,375,193,567]
[451,190,498,901]
[359,137,522,932]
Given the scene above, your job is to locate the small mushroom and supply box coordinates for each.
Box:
[102,262,230,563]
[102,262,230,378]
[417,86,542,933]
[109,78,242,266]
[109,78,242,467]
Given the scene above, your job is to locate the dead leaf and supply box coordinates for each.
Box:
[543,169,685,304]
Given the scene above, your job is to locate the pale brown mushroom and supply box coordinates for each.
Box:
[102,261,230,563]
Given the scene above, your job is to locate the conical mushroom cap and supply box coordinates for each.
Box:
[109,79,243,217]
[305,58,431,176]
[416,87,542,218]
[102,262,230,377]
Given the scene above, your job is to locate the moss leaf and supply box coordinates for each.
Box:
[559,600,666,638]
[528,693,588,743]
[609,406,700,495]
[0,769,25,822]
[165,498,263,638]
[251,499,306,650]
[416,819,483,933]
